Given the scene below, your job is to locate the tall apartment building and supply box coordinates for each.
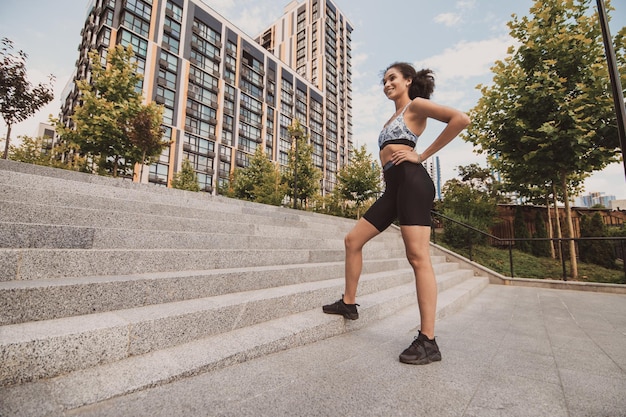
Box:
[60,0,353,196]
[578,191,616,208]
[424,156,442,200]
[257,0,353,193]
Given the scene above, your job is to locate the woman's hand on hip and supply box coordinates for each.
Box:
[391,149,421,165]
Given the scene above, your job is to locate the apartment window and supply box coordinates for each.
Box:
[158,67,177,90]
[156,86,175,108]
[192,19,221,47]
[185,117,214,138]
[125,0,151,21]
[221,128,233,146]
[237,138,257,155]
[162,32,180,54]
[103,9,114,26]
[164,16,181,38]
[187,99,217,123]
[165,1,183,22]
[239,122,261,142]
[119,30,148,58]
[189,66,218,91]
[184,133,215,157]
[122,11,150,37]
[240,93,262,114]
[159,50,178,72]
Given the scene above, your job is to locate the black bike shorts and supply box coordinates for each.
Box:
[363,162,435,232]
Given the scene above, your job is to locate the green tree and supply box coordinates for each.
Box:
[531,210,551,257]
[440,165,500,249]
[9,135,56,166]
[231,146,287,205]
[171,158,200,192]
[336,145,382,219]
[513,206,531,253]
[1,38,54,159]
[253,162,288,206]
[57,45,165,178]
[464,0,625,278]
[126,105,168,181]
[9,135,87,171]
[282,119,322,209]
[579,212,616,269]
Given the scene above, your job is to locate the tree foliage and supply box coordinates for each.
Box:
[513,206,532,253]
[282,119,322,209]
[336,145,382,218]
[579,212,616,269]
[440,164,500,248]
[57,45,166,178]
[1,38,54,159]
[9,135,88,171]
[531,211,552,257]
[230,146,287,206]
[171,158,200,192]
[463,0,625,278]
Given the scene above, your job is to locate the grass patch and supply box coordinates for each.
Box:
[437,242,626,285]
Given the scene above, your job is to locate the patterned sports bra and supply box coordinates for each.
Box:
[378,103,420,150]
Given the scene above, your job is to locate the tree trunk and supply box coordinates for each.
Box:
[3,123,12,159]
[561,174,578,279]
[553,184,563,261]
[546,194,555,259]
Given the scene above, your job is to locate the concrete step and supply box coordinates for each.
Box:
[0,160,491,416]
[0,266,417,386]
[0,275,490,414]
[0,185,358,236]
[0,246,411,281]
[0,162,359,231]
[0,222,347,250]
[2,257,452,325]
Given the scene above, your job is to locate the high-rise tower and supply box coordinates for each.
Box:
[257,0,353,193]
[60,0,353,196]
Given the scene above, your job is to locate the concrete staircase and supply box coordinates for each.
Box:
[0,159,489,415]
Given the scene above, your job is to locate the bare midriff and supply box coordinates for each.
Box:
[379,143,415,167]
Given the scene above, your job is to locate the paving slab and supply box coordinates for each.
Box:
[54,285,626,417]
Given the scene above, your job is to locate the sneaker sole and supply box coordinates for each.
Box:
[322,308,359,320]
[398,354,442,365]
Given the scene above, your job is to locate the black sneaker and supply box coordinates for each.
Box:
[322,296,359,320]
[399,331,442,365]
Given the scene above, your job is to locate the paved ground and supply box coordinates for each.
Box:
[67,285,626,417]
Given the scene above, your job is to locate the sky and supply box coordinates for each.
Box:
[1,0,625,199]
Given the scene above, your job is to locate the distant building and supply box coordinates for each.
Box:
[36,123,56,152]
[424,156,442,200]
[60,0,353,195]
[577,191,616,208]
[610,199,626,211]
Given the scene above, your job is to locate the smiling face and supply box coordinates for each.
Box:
[383,67,411,101]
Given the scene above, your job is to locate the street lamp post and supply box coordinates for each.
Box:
[596,0,626,180]
[293,133,298,209]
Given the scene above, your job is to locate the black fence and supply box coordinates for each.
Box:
[430,211,626,282]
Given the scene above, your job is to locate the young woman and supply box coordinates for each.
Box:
[323,62,470,365]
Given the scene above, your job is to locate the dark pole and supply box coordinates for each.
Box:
[596,0,626,180]
[293,134,298,209]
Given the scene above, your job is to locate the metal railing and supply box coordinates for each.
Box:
[430,211,626,282]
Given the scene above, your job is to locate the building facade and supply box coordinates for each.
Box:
[577,191,616,208]
[60,0,353,195]
[257,0,353,194]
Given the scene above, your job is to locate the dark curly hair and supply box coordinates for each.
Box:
[382,62,435,100]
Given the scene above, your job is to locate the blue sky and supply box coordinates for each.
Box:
[1,0,625,199]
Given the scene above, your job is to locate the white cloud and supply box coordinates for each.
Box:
[415,36,515,83]
[457,0,476,10]
[434,13,462,27]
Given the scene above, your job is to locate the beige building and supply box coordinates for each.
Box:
[60,0,353,196]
